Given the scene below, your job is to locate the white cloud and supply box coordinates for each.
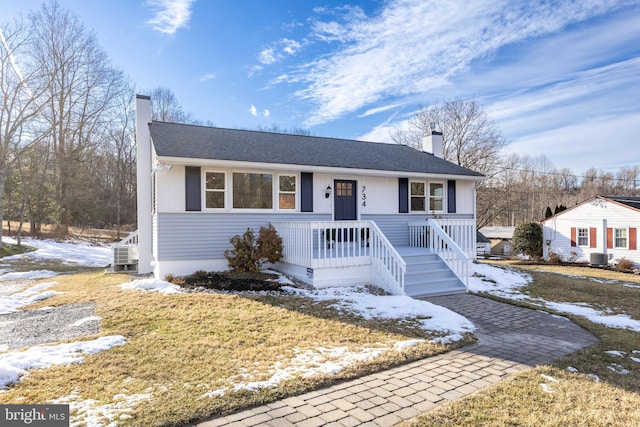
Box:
[258,38,303,65]
[146,0,195,35]
[358,103,404,118]
[259,48,277,65]
[277,0,632,127]
[199,73,216,82]
[263,109,270,118]
[249,105,258,116]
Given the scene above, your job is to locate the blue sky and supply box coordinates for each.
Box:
[3,0,639,174]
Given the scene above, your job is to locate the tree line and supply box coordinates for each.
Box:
[392,99,639,228]
[2,2,638,245]
[0,2,196,244]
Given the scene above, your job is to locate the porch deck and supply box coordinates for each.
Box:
[274,219,475,297]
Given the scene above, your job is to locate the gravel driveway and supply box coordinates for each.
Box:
[0,282,100,350]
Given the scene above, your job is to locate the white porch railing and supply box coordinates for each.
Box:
[432,219,476,258]
[272,221,406,295]
[408,219,470,289]
[117,230,139,246]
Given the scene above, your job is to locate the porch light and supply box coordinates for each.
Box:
[325,185,332,198]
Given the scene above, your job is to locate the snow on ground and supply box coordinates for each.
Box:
[53,388,151,427]
[0,336,126,389]
[119,278,183,294]
[283,285,476,344]
[0,281,61,315]
[0,270,58,281]
[1,236,112,268]
[470,263,640,332]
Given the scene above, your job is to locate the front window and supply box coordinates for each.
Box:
[410,182,425,211]
[577,228,589,246]
[429,182,444,212]
[615,228,628,248]
[278,175,296,210]
[233,172,273,209]
[205,172,225,209]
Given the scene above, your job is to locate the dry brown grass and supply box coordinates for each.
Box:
[0,272,471,426]
[404,263,640,427]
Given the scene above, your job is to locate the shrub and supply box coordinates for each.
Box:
[617,258,634,271]
[548,251,563,264]
[163,273,176,283]
[512,222,543,259]
[224,224,283,273]
[191,270,209,280]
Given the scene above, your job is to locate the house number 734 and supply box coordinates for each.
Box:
[361,185,366,207]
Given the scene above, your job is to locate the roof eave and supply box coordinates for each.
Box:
[155,155,486,181]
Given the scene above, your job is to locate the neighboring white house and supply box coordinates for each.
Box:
[121,95,485,297]
[541,195,640,267]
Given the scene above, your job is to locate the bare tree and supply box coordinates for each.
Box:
[147,86,193,123]
[0,18,49,245]
[29,0,125,235]
[392,98,507,177]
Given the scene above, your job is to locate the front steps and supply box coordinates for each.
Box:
[402,252,466,297]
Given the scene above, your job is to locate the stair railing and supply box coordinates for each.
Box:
[408,220,469,290]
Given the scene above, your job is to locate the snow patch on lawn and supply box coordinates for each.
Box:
[282,286,476,344]
[0,270,58,281]
[119,278,183,294]
[53,388,151,427]
[0,281,60,314]
[0,336,126,389]
[470,263,640,332]
[203,340,425,398]
[1,237,112,268]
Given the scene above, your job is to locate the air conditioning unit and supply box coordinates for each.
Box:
[590,252,608,267]
[113,246,138,271]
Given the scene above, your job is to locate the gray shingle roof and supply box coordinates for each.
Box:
[149,121,484,178]
[605,196,640,211]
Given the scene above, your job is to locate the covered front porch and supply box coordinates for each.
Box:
[272,219,476,297]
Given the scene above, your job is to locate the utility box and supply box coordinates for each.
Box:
[113,246,138,272]
[590,253,608,266]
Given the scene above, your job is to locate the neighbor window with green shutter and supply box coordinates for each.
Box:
[205,171,225,209]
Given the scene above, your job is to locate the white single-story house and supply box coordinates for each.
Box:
[117,95,485,297]
[541,195,639,267]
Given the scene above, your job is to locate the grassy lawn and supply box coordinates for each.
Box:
[403,262,640,427]
[0,272,473,426]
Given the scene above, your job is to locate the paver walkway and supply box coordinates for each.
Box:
[196,294,598,427]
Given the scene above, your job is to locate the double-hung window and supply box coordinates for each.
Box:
[205,172,225,209]
[615,228,628,248]
[429,182,444,212]
[278,175,296,210]
[577,228,589,246]
[410,182,426,211]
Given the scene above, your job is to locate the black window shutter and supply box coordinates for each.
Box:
[185,166,202,211]
[447,180,456,213]
[399,178,409,213]
[301,172,313,212]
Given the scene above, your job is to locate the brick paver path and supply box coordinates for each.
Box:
[196,294,597,427]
